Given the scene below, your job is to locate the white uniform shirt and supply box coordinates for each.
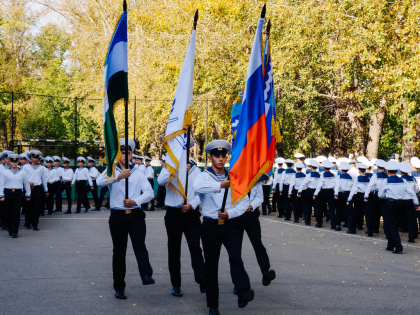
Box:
[299,171,321,193]
[71,168,93,186]
[348,175,370,202]
[378,175,419,206]
[145,165,154,179]
[272,168,285,188]
[96,165,154,210]
[0,169,31,198]
[314,171,337,196]
[157,165,201,209]
[138,164,146,174]
[348,167,359,180]
[61,168,74,182]
[249,183,264,211]
[21,164,48,192]
[364,172,388,198]
[401,175,419,200]
[334,173,354,196]
[263,175,273,186]
[47,168,60,184]
[193,169,249,220]
[289,172,307,196]
[279,168,296,191]
[89,166,100,180]
[54,167,63,180]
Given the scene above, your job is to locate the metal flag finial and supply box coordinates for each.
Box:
[123,0,127,12]
[266,19,271,38]
[193,9,199,30]
[261,3,266,19]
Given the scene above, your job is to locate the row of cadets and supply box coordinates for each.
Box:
[298,159,321,225]
[193,140,255,313]
[378,161,420,253]
[71,157,93,213]
[87,156,101,211]
[54,157,74,214]
[45,156,60,215]
[313,160,336,228]
[96,138,155,299]
[0,154,31,238]
[157,142,205,298]
[288,162,306,222]
[0,150,14,230]
[21,150,48,231]
[155,155,167,209]
[142,156,155,211]
[279,159,295,220]
[334,162,353,231]
[272,157,285,218]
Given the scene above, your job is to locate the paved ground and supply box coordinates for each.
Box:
[1,207,420,315]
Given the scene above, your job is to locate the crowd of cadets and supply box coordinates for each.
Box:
[0,150,162,238]
[271,154,420,254]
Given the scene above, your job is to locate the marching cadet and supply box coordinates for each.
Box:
[138,156,146,174]
[261,172,273,215]
[39,156,49,216]
[304,158,312,174]
[317,156,327,174]
[328,156,339,176]
[0,154,31,238]
[334,162,353,231]
[379,161,420,254]
[55,157,74,214]
[348,160,359,179]
[71,157,93,213]
[157,151,205,298]
[0,150,13,230]
[155,155,167,209]
[19,153,29,167]
[313,160,336,228]
[142,156,155,211]
[193,140,254,315]
[279,159,296,221]
[45,157,59,215]
[399,162,419,243]
[346,163,370,234]
[298,159,321,225]
[19,154,29,215]
[364,159,388,234]
[52,156,63,212]
[96,138,155,300]
[289,162,306,223]
[87,156,101,211]
[294,153,306,172]
[21,150,48,231]
[272,157,285,218]
[233,181,276,295]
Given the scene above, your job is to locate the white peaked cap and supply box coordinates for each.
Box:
[316,155,327,162]
[323,160,334,168]
[385,161,400,171]
[356,163,367,169]
[339,162,351,171]
[275,157,285,164]
[295,162,305,168]
[118,138,136,152]
[328,156,337,163]
[309,159,319,168]
[294,153,305,158]
[410,157,420,169]
[400,161,412,174]
[375,159,387,168]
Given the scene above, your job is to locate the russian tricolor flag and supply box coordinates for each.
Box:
[229,13,269,204]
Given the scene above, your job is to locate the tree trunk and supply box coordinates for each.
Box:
[366,97,386,159]
[401,109,418,161]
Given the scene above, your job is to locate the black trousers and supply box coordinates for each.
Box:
[368,191,383,232]
[272,187,276,213]
[47,182,59,214]
[382,200,404,250]
[156,185,166,207]
[164,208,205,288]
[335,191,350,226]
[0,198,5,227]
[236,209,270,274]
[402,200,417,241]
[76,180,90,211]
[275,184,283,216]
[262,185,272,214]
[56,182,72,212]
[89,180,100,209]
[282,184,292,219]
[109,209,153,291]
[4,189,23,234]
[364,195,374,234]
[291,189,304,221]
[142,179,155,210]
[201,218,251,309]
[25,185,43,226]
[99,186,109,207]
[315,189,336,227]
[348,193,367,233]
[303,188,315,224]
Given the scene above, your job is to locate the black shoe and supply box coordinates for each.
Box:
[386,246,394,251]
[141,274,155,285]
[115,290,127,299]
[238,289,254,308]
[64,210,71,214]
[33,225,39,231]
[11,233,18,238]
[262,212,267,215]
[262,269,276,286]
[53,209,62,213]
[347,230,356,234]
[393,247,403,254]
[200,282,206,293]
[277,215,283,218]
[147,208,155,212]
[305,223,311,225]
[284,218,290,221]
[364,230,369,234]
[342,224,348,228]
[330,226,336,229]
[27,224,31,229]
[335,226,342,231]
[209,308,220,315]
[84,208,89,213]
[356,225,363,230]
[408,240,415,243]
[75,210,81,213]
[172,287,183,297]
[315,224,322,227]
[293,220,299,223]
[233,287,238,295]
[368,232,373,237]
[91,208,101,211]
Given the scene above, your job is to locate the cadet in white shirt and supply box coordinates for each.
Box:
[52,156,63,213]
[21,150,48,231]
[334,162,353,231]
[45,157,60,215]
[298,159,321,225]
[87,156,101,211]
[379,161,420,253]
[261,173,273,215]
[19,153,29,215]
[279,159,296,221]
[71,157,93,213]
[39,156,49,217]
[193,140,254,314]
[0,154,31,238]
[289,162,306,223]
[313,160,337,228]
[96,138,155,300]
[155,155,167,208]
[399,162,419,243]
[55,157,74,214]
[138,157,146,174]
[272,157,285,218]
[142,156,155,211]
[0,150,13,229]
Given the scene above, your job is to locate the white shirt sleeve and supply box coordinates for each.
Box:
[193,173,222,194]
[250,184,264,210]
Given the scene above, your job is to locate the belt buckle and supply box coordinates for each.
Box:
[125,209,131,214]
[12,189,15,192]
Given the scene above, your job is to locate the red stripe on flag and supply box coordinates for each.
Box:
[230,114,268,201]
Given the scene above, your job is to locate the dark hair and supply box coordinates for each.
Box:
[359,168,366,173]
[401,172,408,176]
[296,168,302,171]
[388,170,397,175]
[324,168,331,171]
[286,163,293,167]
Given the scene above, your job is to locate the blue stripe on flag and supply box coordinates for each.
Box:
[105,12,127,67]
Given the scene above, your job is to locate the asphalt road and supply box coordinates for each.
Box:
[1,207,420,315]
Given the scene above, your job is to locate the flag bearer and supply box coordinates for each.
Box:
[289,162,306,223]
[45,157,59,215]
[272,157,285,218]
[87,156,101,211]
[193,140,254,315]
[279,159,296,221]
[96,138,155,299]
[71,157,93,213]
[56,157,74,214]
[333,162,353,231]
[313,160,336,228]
[0,154,31,238]
[298,160,321,225]
[379,161,420,253]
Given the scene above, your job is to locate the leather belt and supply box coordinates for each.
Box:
[111,208,141,214]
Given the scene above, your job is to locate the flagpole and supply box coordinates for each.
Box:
[124,0,129,200]
[183,9,198,206]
